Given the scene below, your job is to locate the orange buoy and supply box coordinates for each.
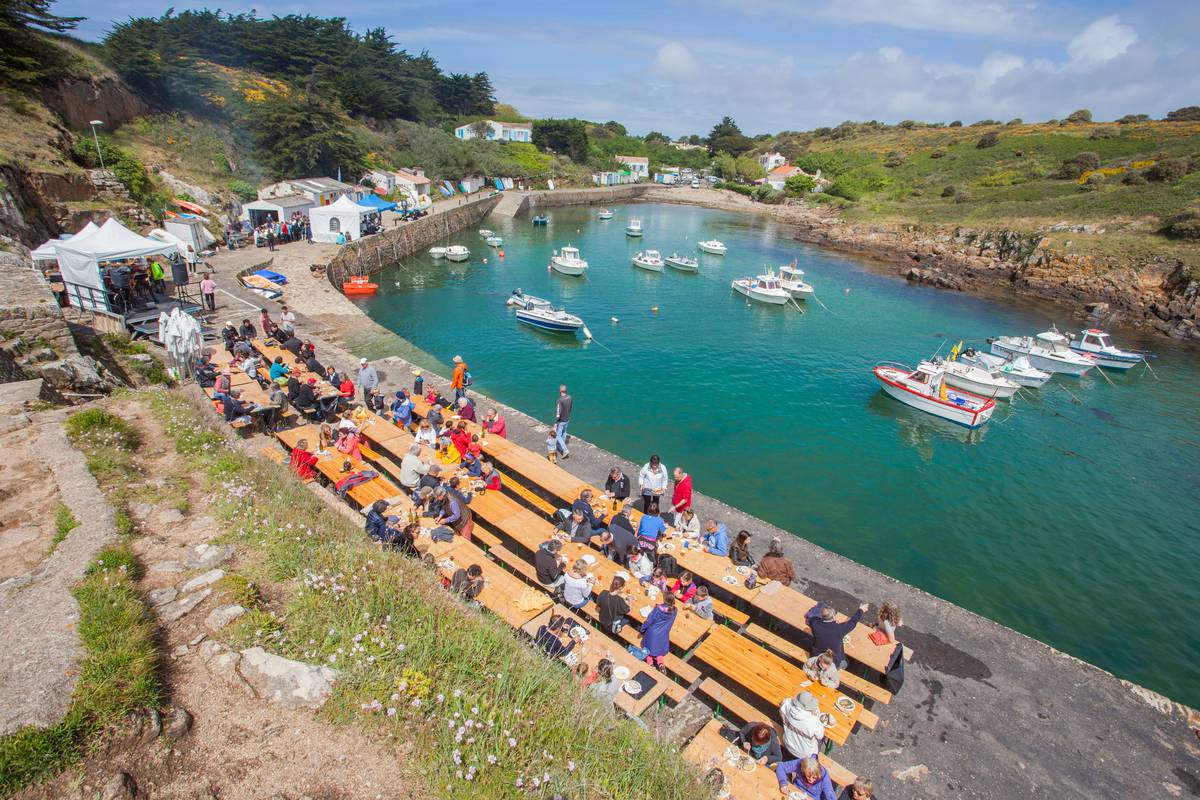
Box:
[498,249,505,258]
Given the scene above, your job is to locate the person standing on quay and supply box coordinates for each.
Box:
[451,355,468,403]
[553,384,572,460]
[358,358,379,404]
[638,454,668,513]
[199,272,216,311]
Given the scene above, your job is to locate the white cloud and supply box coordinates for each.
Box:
[878,46,903,64]
[651,42,703,81]
[976,52,1025,89]
[1066,16,1137,69]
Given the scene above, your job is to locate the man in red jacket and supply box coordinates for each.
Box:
[670,466,693,521]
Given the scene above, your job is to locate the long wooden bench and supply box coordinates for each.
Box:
[259,444,287,465]
[745,624,892,705]
[696,678,857,789]
[502,474,559,517]
[710,597,750,627]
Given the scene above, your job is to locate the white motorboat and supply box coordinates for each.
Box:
[731,273,790,305]
[778,264,814,299]
[664,253,699,272]
[698,239,727,255]
[550,245,588,276]
[506,289,552,310]
[598,209,614,220]
[625,219,643,237]
[444,245,470,262]
[1068,328,1148,370]
[485,235,503,247]
[875,361,996,428]
[990,329,1095,375]
[632,250,664,272]
[515,306,585,333]
[428,246,447,259]
[478,229,494,238]
[941,358,1020,399]
[960,349,1051,388]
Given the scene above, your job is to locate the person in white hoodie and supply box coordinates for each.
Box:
[779,691,824,759]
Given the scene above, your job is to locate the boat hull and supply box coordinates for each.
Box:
[515,310,582,332]
[991,340,1092,375]
[625,229,643,237]
[1067,344,1142,370]
[699,243,726,255]
[943,370,1018,399]
[875,367,994,428]
[665,258,698,272]
[445,250,470,262]
[783,284,813,299]
[598,212,613,219]
[550,258,587,276]
[731,281,787,305]
[428,248,446,259]
[632,258,663,272]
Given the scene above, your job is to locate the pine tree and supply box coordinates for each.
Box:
[0,0,83,85]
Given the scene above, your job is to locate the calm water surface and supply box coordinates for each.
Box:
[356,202,1200,704]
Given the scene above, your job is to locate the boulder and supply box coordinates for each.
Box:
[205,604,246,632]
[39,355,117,393]
[156,507,186,526]
[102,772,137,800]
[236,647,338,709]
[146,587,178,607]
[163,707,193,742]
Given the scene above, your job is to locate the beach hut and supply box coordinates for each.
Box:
[55,218,180,312]
[308,194,376,243]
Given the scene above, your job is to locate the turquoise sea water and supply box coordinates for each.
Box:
[357,202,1200,705]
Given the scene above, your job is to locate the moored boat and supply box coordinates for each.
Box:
[1068,328,1148,370]
[664,253,699,272]
[478,229,494,238]
[779,263,814,299]
[532,215,549,226]
[515,306,585,333]
[941,358,1020,398]
[990,329,1094,375]
[960,349,1051,388]
[428,246,447,259]
[444,245,470,262]
[731,273,789,305]
[625,219,643,237]
[550,245,588,276]
[875,361,996,428]
[598,208,614,220]
[632,250,664,272]
[485,235,503,247]
[342,275,378,296]
[506,289,552,310]
[698,239,727,255]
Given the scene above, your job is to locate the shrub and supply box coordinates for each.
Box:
[976,132,1000,149]
[930,149,946,159]
[1089,126,1118,139]
[1056,152,1100,179]
[1117,114,1150,124]
[883,151,905,168]
[941,185,958,197]
[783,174,815,196]
[1005,118,1023,126]
[977,170,1028,187]
[1122,171,1148,185]
[1079,172,1107,191]
[65,409,140,451]
[228,179,257,201]
[752,184,784,204]
[970,119,1000,127]
[723,183,755,198]
[1161,211,1200,240]
[1148,158,1188,182]
[897,119,917,129]
[1165,106,1200,122]
[1066,108,1093,123]
[828,164,891,201]
[948,120,962,127]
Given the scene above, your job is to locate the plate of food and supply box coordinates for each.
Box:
[569,626,588,642]
[622,680,642,695]
[582,554,597,565]
[735,565,751,575]
[639,605,653,617]
[616,571,631,582]
[835,696,856,713]
[612,665,631,681]
[659,542,676,552]
[722,575,739,586]
[818,712,837,728]
[789,791,814,800]
[563,652,578,666]
[723,745,740,762]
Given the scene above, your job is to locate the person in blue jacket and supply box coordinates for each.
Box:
[777,755,836,800]
[639,592,677,671]
[701,520,729,556]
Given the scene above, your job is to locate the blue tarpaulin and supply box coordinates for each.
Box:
[355,194,397,212]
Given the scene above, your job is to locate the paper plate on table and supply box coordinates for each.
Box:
[659,542,675,552]
[798,680,813,688]
[819,712,836,728]
[639,605,653,617]
[622,680,642,695]
[721,575,739,586]
[582,554,597,565]
[569,626,588,642]
[836,696,856,713]
[735,566,750,575]
[612,665,631,680]
[789,792,814,800]
[738,756,756,773]
[616,571,630,582]
[563,652,578,666]
[723,745,741,763]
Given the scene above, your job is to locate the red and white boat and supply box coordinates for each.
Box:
[875,361,996,428]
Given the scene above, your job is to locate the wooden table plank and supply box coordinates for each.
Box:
[435,539,550,629]
[683,719,781,798]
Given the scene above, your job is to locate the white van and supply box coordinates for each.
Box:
[690,179,700,189]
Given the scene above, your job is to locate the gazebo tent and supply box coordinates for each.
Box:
[30,222,100,263]
[309,194,375,243]
[56,218,180,311]
[355,193,397,213]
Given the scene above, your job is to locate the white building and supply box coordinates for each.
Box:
[368,168,433,198]
[592,171,637,186]
[259,177,357,207]
[453,120,533,143]
[758,152,788,172]
[240,194,316,226]
[459,174,488,193]
[614,155,649,179]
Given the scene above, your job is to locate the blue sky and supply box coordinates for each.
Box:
[60,0,1200,137]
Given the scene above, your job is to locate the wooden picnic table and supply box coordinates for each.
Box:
[275,425,404,509]
[683,719,781,799]
[520,605,668,717]
[692,626,863,747]
[434,539,550,629]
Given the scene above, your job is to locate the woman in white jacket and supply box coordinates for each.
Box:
[779,690,824,759]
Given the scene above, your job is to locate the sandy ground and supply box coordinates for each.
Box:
[0,421,62,580]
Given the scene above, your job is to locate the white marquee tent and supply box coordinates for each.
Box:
[309,194,375,243]
[30,221,100,264]
[56,218,181,311]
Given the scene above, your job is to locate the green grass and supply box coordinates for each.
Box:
[49,504,78,555]
[0,544,159,797]
[145,388,704,799]
[65,409,140,452]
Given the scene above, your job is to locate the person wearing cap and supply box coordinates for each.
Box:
[450,355,467,403]
[412,368,424,395]
[779,690,824,759]
[483,407,506,438]
[456,396,476,422]
[220,321,239,354]
[358,358,379,403]
[392,390,413,428]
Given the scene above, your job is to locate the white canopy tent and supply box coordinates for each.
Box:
[309,194,375,243]
[30,221,100,263]
[56,218,181,312]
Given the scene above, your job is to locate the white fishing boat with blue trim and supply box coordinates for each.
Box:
[515,306,585,333]
[1068,328,1148,370]
[625,219,643,237]
[875,361,996,428]
[990,329,1095,375]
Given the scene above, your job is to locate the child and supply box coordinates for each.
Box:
[670,570,698,603]
[412,369,424,396]
[689,585,714,621]
[545,429,558,463]
[648,567,669,594]
[467,434,482,460]
[462,451,483,477]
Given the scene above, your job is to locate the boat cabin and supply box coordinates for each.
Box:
[561,246,581,260]
[1079,329,1113,350]
[754,275,783,291]
[907,362,946,395]
[1035,330,1073,354]
[780,265,805,280]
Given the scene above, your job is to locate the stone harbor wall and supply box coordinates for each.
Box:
[0,250,78,361]
[491,184,651,218]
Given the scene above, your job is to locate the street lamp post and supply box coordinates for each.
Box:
[88,120,105,170]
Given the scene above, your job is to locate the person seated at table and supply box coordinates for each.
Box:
[335,425,363,461]
[562,561,594,611]
[596,529,615,560]
[298,340,316,362]
[701,519,730,557]
[585,658,621,708]
[480,460,502,492]
[558,508,596,544]
[779,691,823,760]
[318,422,335,452]
[646,567,669,595]
[629,547,654,580]
[337,375,356,403]
[426,400,444,430]
[733,720,783,766]
[534,613,575,659]
[264,379,288,431]
[399,443,430,490]
[239,318,257,339]
[414,419,437,447]
[435,437,461,466]
[446,475,473,506]
[571,489,607,533]
[597,576,631,634]
[688,584,714,621]
[214,369,233,396]
[220,321,240,354]
[240,352,265,388]
[232,338,253,359]
[392,521,419,557]
[321,364,340,387]
[730,530,756,567]
[295,377,319,415]
[412,486,435,517]
[289,438,319,480]
[286,374,302,404]
[778,756,836,800]
[305,351,325,377]
[838,777,875,800]
[806,601,869,669]
[282,334,304,358]
[461,451,483,477]
[365,499,401,544]
[366,387,386,415]
[757,537,796,586]
[482,407,506,438]
[450,564,484,602]
[433,485,467,536]
[804,649,841,689]
[221,388,257,426]
[417,463,442,494]
[196,356,217,388]
[675,507,700,539]
[639,592,677,671]
[535,538,566,590]
[604,466,631,506]
[269,356,290,382]
[669,570,698,603]
[449,423,472,458]
[607,507,636,567]
[456,396,476,422]
[392,390,413,427]
[636,501,666,553]
[872,600,902,645]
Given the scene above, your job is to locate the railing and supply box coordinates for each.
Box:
[62,281,115,315]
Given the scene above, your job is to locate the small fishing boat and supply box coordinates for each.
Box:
[632,250,664,272]
[515,306,586,334]
[532,215,549,226]
[665,253,699,272]
[505,289,552,310]
[990,329,1094,375]
[478,229,494,238]
[698,239,727,255]
[778,263,814,299]
[960,349,1051,388]
[875,361,996,428]
[598,209,614,220]
[428,246,447,259]
[342,275,378,296]
[1068,328,1148,370]
[731,273,789,305]
[444,245,470,262]
[941,358,1020,398]
[625,219,643,237]
[550,245,588,276]
[485,235,503,247]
